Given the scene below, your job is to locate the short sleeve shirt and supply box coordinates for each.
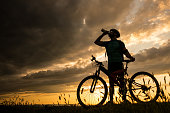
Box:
[103,40,125,62]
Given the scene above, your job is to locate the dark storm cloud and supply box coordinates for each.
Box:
[0,61,96,94]
[0,0,134,77]
[0,0,86,76]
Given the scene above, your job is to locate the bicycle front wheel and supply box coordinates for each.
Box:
[129,72,160,103]
[77,75,108,107]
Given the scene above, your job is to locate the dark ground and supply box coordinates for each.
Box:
[0,102,169,113]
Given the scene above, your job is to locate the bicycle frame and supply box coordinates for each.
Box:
[90,61,130,93]
[94,61,129,77]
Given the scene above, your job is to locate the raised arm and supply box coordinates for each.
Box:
[94,32,108,47]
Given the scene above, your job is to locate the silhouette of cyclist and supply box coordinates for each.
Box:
[94,28,135,104]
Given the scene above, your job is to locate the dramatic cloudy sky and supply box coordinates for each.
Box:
[0,0,170,101]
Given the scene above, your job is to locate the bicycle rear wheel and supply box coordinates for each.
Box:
[77,75,108,107]
[129,72,160,103]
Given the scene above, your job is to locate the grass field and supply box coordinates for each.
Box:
[0,102,169,113]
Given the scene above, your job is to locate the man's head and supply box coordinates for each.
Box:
[108,29,120,39]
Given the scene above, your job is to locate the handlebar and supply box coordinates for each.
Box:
[91,55,134,65]
[91,55,103,66]
[91,55,96,61]
[123,60,134,63]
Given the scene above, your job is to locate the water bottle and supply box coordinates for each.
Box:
[101,29,109,34]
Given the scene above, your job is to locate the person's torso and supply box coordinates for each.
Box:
[105,40,123,62]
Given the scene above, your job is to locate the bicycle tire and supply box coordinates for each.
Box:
[77,75,108,107]
[129,72,160,103]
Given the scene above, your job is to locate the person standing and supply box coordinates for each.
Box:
[94,28,135,103]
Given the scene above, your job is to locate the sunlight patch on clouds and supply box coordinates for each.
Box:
[126,0,144,24]
[128,34,138,44]
[24,58,92,77]
[23,62,77,77]
[159,0,170,11]
[126,24,170,54]
[83,18,86,25]
[148,10,170,23]
[139,27,169,46]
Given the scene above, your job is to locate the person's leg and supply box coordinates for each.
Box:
[116,62,127,101]
[112,62,127,101]
[109,77,114,102]
[108,62,124,102]
[108,62,115,103]
[118,74,127,101]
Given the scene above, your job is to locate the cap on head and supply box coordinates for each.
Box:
[109,29,120,38]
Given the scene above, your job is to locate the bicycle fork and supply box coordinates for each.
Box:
[90,77,97,93]
[90,70,100,93]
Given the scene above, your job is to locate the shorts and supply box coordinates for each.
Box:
[108,62,124,86]
[108,62,123,73]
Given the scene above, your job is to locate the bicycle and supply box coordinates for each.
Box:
[77,55,160,107]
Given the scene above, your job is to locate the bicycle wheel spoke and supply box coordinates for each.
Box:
[132,81,143,87]
[99,84,104,88]
[132,86,137,93]
[143,78,145,86]
[137,90,142,96]
[81,88,84,94]
[100,91,105,95]
[143,92,151,100]
[131,87,142,90]
[148,79,150,85]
